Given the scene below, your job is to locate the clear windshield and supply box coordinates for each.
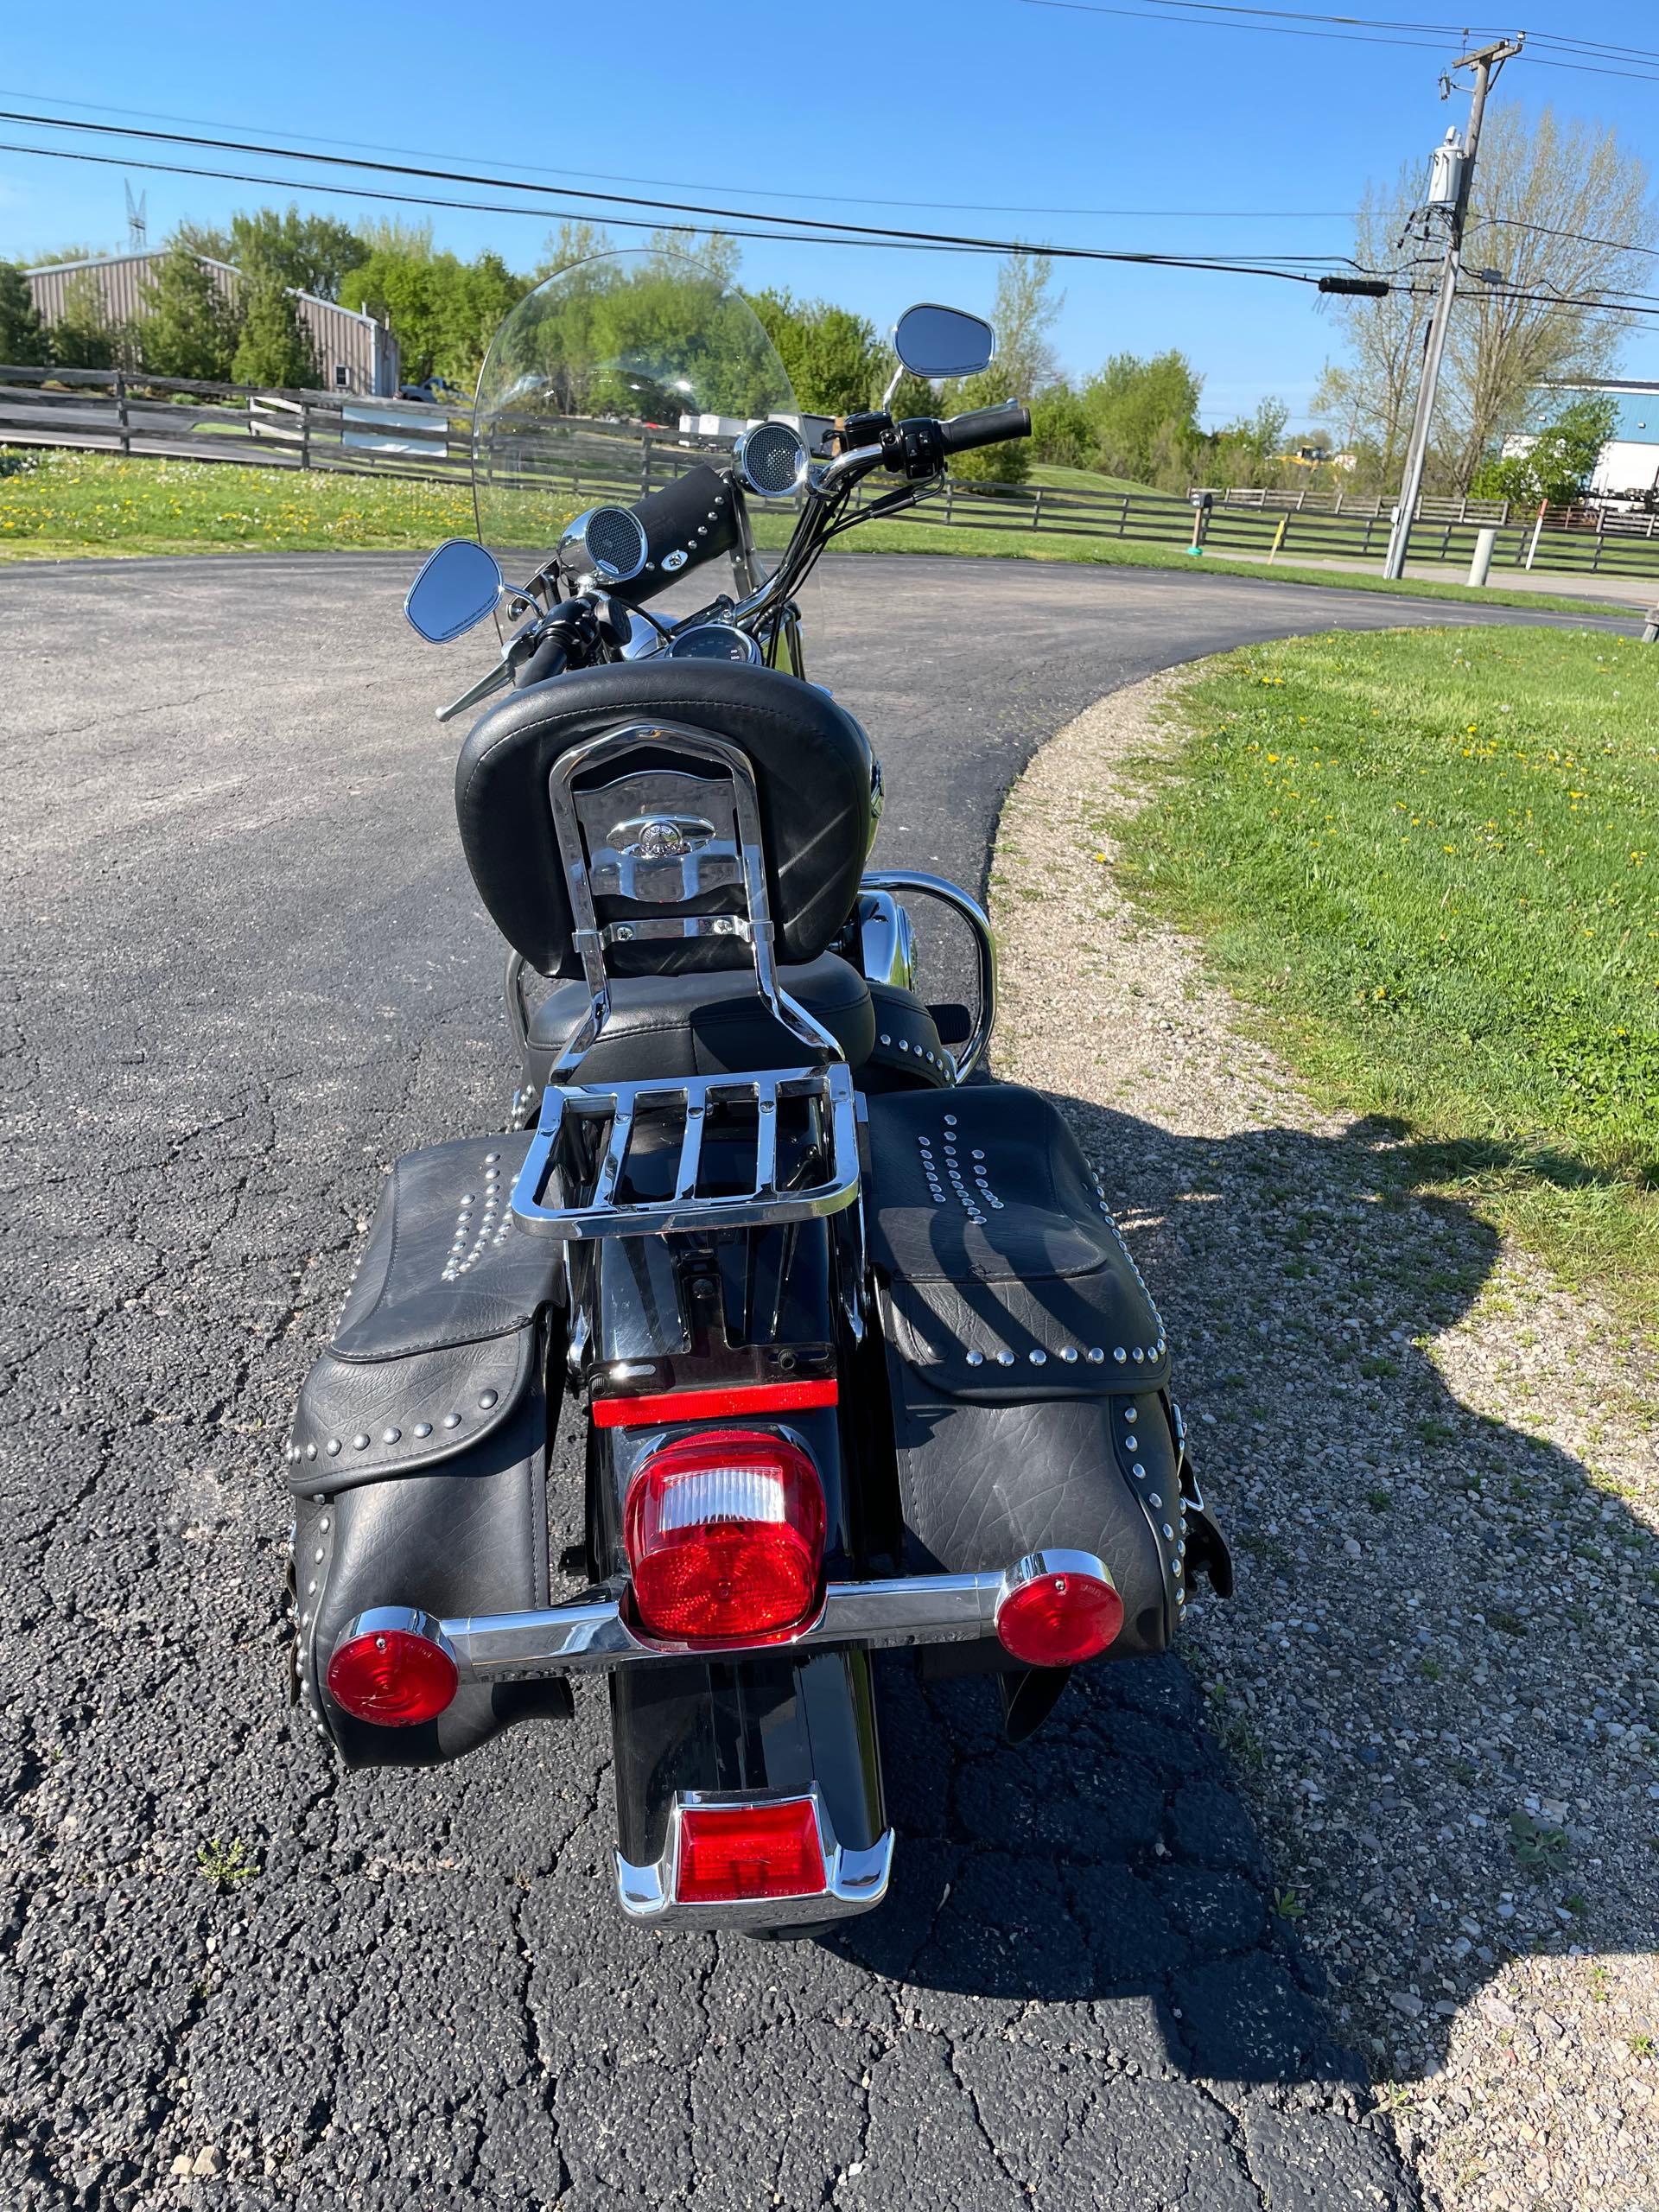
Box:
[471,247,798,566]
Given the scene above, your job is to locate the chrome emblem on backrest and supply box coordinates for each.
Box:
[618,816,715,861]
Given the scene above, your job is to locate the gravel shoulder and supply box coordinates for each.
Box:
[988,668,1659,2212]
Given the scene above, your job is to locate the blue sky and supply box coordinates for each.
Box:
[3,1,1656,426]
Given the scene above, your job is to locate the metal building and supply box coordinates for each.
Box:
[22,251,400,395]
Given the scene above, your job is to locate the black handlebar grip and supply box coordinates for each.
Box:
[611,462,741,603]
[938,401,1032,455]
[512,632,569,689]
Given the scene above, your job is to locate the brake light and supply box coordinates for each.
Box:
[624,1428,825,1642]
[995,1558,1124,1668]
[326,1621,458,1726]
[677,1799,827,1904]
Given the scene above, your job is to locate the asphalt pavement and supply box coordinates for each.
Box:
[2,551,1630,2212]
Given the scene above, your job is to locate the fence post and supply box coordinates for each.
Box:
[1031,487,1044,532]
[114,369,130,458]
[640,433,653,496]
[944,479,956,524]
[299,397,310,472]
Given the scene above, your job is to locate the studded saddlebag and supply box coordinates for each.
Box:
[866,1086,1230,1662]
[283,1135,570,1767]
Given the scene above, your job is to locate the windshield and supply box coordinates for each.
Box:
[471,247,799,568]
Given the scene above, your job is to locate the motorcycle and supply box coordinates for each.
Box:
[284,250,1231,1930]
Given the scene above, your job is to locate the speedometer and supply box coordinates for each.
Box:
[663,624,762,664]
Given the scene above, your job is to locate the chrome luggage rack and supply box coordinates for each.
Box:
[510,1062,859,1240]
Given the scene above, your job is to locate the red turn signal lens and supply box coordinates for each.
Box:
[326,1624,458,1726]
[624,1428,825,1643]
[677,1799,828,1904]
[995,1560,1124,1669]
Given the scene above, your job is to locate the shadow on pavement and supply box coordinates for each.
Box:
[836,1095,1657,2114]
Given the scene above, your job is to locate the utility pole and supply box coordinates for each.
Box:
[1382,36,1523,582]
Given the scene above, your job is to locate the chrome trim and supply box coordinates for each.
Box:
[854,888,917,991]
[860,868,998,1077]
[504,950,531,1058]
[661,621,763,665]
[508,1063,860,1241]
[556,504,649,586]
[544,721,843,1081]
[733,421,809,501]
[391,1553,1112,1683]
[614,1785,893,1927]
[334,1605,459,1665]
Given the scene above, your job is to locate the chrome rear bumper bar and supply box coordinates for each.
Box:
[335,1553,1111,1687]
[435,1567,1018,1683]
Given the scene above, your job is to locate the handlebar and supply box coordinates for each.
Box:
[937,400,1033,456]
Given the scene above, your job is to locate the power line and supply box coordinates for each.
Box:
[1020,0,1490,54]
[1022,1,1659,79]
[0,104,1363,272]
[0,137,1351,285]
[1471,214,1659,261]
[0,84,1363,225]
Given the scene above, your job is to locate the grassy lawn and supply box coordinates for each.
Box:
[3,451,1632,619]
[0,451,480,556]
[1121,627,1659,1327]
[1028,461,1152,497]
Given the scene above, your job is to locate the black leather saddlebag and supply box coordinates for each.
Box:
[283,1134,570,1767]
[866,1086,1230,1662]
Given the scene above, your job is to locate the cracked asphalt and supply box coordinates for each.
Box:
[2,551,1630,2212]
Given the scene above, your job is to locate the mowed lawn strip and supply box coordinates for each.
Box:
[1120,627,1659,1326]
[0,451,1630,619]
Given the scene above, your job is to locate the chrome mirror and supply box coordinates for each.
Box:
[404,538,504,643]
[892,304,996,381]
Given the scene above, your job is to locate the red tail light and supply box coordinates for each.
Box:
[327,1617,458,1726]
[995,1555,1124,1668]
[677,1799,828,1904]
[624,1428,825,1643]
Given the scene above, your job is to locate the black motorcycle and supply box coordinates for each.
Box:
[284,250,1230,1930]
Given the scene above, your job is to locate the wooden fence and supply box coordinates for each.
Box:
[6,364,1659,583]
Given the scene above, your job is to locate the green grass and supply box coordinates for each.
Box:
[2,451,1630,617]
[1122,627,1659,1327]
[1028,461,1153,497]
[0,450,480,556]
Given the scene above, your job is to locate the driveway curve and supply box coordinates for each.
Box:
[1,551,1624,2211]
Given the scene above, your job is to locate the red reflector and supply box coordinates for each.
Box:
[593,1377,837,1429]
[326,1626,458,1726]
[677,1799,827,1904]
[995,1565,1124,1669]
[624,1428,825,1643]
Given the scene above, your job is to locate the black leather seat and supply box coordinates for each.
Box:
[524,954,873,1089]
[524,956,954,1091]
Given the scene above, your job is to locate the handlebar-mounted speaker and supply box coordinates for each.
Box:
[734,421,809,500]
[556,505,650,587]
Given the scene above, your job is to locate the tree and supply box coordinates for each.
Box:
[221,207,367,300]
[986,248,1063,398]
[232,264,319,389]
[936,251,1063,483]
[25,243,114,267]
[1471,391,1618,507]
[52,267,123,372]
[1081,350,1204,486]
[751,289,880,414]
[340,246,528,385]
[1028,382,1092,468]
[536,221,613,281]
[1202,396,1292,490]
[134,241,238,379]
[1319,104,1656,494]
[0,263,50,365]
